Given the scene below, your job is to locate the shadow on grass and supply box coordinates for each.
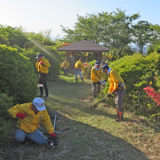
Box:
[46,95,118,121]
[0,111,149,160]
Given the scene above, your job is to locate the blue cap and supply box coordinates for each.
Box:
[102,64,109,71]
[33,97,46,111]
[36,53,43,59]
[95,61,100,65]
[79,58,83,61]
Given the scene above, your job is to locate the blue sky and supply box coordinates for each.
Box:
[0,0,160,38]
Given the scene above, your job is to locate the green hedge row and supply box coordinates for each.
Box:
[0,44,37,104]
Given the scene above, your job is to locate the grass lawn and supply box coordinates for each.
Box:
[0,73,160,160]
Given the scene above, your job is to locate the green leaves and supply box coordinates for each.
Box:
[0,44,37,104]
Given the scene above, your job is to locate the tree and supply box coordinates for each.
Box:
[132,21,153,54]
[61,9,140,55]
[0,25,28,48]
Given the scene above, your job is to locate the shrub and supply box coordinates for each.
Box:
[0,93,13,140]
[0,44,37,104]
[102,52,160,118]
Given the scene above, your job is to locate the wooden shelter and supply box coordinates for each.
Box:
[57,40,109,67]
[57,40,109,52]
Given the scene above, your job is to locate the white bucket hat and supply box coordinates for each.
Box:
[33,97,46,111]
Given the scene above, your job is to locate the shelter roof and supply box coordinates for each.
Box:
[57,40,109,52]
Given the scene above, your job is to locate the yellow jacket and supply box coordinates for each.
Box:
[36,57,51,74]
[107,69,126,93]
[75,60,86,70]
[61,60,70,69]
[91,66,106,82]
[7,103,54,134]
[86,52,89,56]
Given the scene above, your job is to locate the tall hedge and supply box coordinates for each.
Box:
[0,44,37,104]
[0,93,13,140]
[103,52,160,118]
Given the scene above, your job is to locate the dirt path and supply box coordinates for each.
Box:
[0,75,158,160]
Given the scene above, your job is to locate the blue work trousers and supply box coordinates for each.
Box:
[15,128,48,145]
[74,69,83,78]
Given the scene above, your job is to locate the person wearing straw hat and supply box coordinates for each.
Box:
[7,97,57,145]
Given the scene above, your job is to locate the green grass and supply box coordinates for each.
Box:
[0,74,160,160]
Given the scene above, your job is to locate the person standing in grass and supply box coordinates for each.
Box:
[36,53,50,99]
[91,61,105,98]
[7,97,57,145]
[102,64,126,122]
[74,58,86,82]
[86,52,89,61]
[61,58,70,75]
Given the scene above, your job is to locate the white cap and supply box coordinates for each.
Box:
[33,97,46,111]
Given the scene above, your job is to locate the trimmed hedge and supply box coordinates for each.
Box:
[0,44,37,104]
[0,93,13,140]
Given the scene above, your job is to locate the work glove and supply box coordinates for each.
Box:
[103,81,106,85]
[100,80,103,83]
[113,89,116,92]
[48,133,58,147]
[50,133,58,138]
[107,93,112,97]
[16,113,26,119]
[40,61,44,65]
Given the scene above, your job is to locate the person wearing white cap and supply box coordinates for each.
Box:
[7,97,57,145]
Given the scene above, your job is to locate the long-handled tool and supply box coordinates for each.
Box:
[47,111,70,148]
[90,92,113,110]
[51,112,70,134]
[63,67,71,77]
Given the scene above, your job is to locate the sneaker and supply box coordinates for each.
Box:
[44,96,49,99]
[37,94,43,97]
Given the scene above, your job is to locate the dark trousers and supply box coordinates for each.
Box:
[115,89,126,112]
[63,68,69,74]
[39,73,48,96]
[92,82,101,97]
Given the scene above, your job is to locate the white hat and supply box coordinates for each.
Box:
[33,97,46,111]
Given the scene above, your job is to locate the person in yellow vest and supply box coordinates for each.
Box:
[102,64,126,122]
[36,53,50,99]
[91,61,105,98]
[7,97,57,145]
[74,58,86,82]
[61,58,70,75]
[86,52,89,61]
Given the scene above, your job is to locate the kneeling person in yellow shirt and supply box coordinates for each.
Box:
[7,97,57,145]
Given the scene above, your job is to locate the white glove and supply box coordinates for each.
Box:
[100,80,103,83]
[103,81,106,85]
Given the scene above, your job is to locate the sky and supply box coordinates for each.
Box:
[0,0,160,38]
